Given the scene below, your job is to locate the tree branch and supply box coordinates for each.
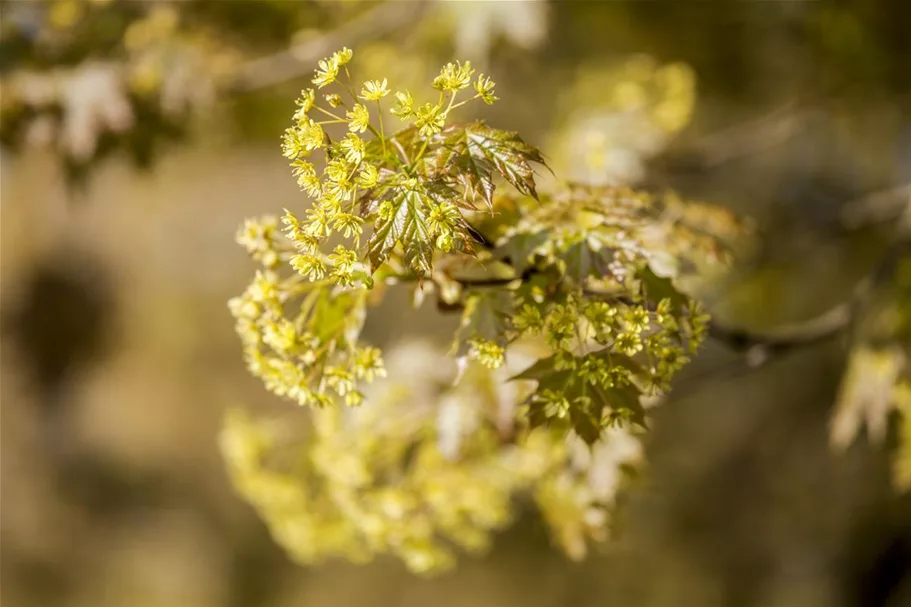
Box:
[650,103,816,174]
[435,261,857,366]
[839,182,911,231]
[230,1,430,93]
[706,301,852,366]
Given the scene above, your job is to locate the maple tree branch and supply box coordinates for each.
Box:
[839,182,911,230]
[706,302,852,366]
[434,263,859,364]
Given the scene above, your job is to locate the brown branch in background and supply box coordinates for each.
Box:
[691,103,816,169]
[230,1,430,93]
[706,302,852,367]
[651,103,816,173]
[839,182,911,230]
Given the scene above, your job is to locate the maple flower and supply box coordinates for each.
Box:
[324,93,343,108]
[356,164,379,189]
[312,55,340,88]
[346,103,370,133]
[414,102,444,137]
[293,88,316,121]
[291,253,327,281]
[340,133,366,164]
[474,74,498,104]
[359,78,390,101]
[282,119,324,159]
[434,61,474,91]
[332,213,363,239]
[390,90,415,118]
[291,159,321,197]
[470,338,505,369]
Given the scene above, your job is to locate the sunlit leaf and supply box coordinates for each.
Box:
[463,122,544,199]
[367,185,433,275]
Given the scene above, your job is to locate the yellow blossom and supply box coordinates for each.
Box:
[359,78,390,101]
[312,55,339,88]
[474,74,498,104]
[292,88,316,122]
[347,103,370,133]
[356,164,379,189]
[290,253,327,281]
[291,159,321,197]
[414,102,444,137]
[334,47,353,65]
[324,93,343,108]
[433,61,474,92]
[390,90,414,118]
[340,133,366,164]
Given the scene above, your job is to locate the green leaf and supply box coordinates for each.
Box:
[568,392,602,445]
[495,229,550,273]
[638,266,686,305]
[451,152,496,209]
[513,349,648,443]
[425,178,473,215]
[452,289,514,358]
[511,354,559,381]
[463,123,543,199]
[367,185,432,275]
[432,122,545,207]
[366,125,419,163]
[561,238,614,284]
[526,398,550,430]
[428,129,495,209]
[590,382,647,429]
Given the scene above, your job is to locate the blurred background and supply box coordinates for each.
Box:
[1,1,910,606]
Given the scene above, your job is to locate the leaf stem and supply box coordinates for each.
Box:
[442,90,459,118]
[376,99,386,157]
[390,136,411,165]
[314,106,345,121]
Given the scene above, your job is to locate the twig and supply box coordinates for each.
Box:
[701,224,909,366]
[230,1,429,93]
[839,182,911,230]
[706,301,852,366]
[653,103,816,173]
[694,103,815,168]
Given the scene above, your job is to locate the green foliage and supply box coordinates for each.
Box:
[228,48,744,573]
[231,48,745,443]
[831,251,911,491]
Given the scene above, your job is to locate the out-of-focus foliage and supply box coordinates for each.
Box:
[0,0,552,185]
[0,0,233,180]
[832,241,911,491]
[549,56,696,187]
[227,48,745,573]
[437,0,548,63]
[221,340,641,573]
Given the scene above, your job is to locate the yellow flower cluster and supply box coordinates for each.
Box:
[278,49,503,285]
[232,50,527,413]
[228,217,385,409]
